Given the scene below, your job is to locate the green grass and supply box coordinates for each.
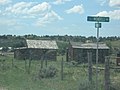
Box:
[0,55,120,90]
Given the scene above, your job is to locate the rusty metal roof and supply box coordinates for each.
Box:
[71,42,109,49]
[26,40,58,49]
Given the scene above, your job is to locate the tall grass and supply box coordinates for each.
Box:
[0,55,120,90]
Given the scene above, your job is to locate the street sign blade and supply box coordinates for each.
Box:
[87,16,109,22]
[98,17,109,22]
[87,16,97,22]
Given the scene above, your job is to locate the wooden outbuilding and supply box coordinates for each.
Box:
[66,42,109,63]
[14,40,58,60]
[116,53,120,66]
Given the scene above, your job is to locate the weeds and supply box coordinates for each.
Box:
[38,66,58,79]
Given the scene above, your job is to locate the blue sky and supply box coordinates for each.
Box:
[0,0,120,37]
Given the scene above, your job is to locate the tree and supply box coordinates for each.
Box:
[2,47,9,52]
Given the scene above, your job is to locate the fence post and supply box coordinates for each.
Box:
[61,57,64,80]
[41,59,44,69]
[45,59,47,67]
[105,56,110,90]
[88,51,92,83]
[24,59,27,72]
[41,53,45,69]
[12,59,14,67]
[28,59,32,74]
[2,59,5,70]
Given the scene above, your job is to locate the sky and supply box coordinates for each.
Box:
[0,0,120,37]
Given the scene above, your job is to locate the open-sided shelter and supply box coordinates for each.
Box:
[14,40,58,60]
[66,42,109,63]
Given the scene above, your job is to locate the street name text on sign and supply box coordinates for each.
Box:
[87,16,109,22]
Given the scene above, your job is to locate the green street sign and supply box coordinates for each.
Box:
[87,16,109,22]
[95,23,101,28]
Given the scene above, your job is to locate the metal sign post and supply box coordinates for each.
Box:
[95,21,101,90]
[87,16,109,90]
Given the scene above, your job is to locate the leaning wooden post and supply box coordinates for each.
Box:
[88,51,92,83]
[12,59,14,68]
[61,57,64,80]
[28,59,32,74]
[2,59,5,70]
[28,50,32,74]
[24,59,27,72]
[0,59,1,68]
[105,56,110,90]
[45,59,47,67]
[41,58,44,69]
[41,51,45,69]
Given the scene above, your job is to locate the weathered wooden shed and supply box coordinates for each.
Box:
[14,40,58,60]
[66,42,109,63]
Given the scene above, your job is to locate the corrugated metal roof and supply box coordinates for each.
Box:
[71,42,109,49]
[26,40,58,49]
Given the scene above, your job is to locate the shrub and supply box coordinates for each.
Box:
[38,66,57,79]
[78,79,96,90]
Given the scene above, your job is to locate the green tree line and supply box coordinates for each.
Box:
[0,34,120,54]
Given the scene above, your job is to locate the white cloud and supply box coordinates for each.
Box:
[4,2,52,18]
[5,2,33,15]
[97,0,120,7]
[66,4,84,14]
[96,10,120,20]
[109,0,120,8]
[53,0,71,5]
[1,1,63,27]
[0,0,11,5]
[28,2,51,14]
[35,11,63,26]
[97,0,108,6]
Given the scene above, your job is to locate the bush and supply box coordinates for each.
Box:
[38,66,57,79]
[78,79,96,90]
[2,47,9,52]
